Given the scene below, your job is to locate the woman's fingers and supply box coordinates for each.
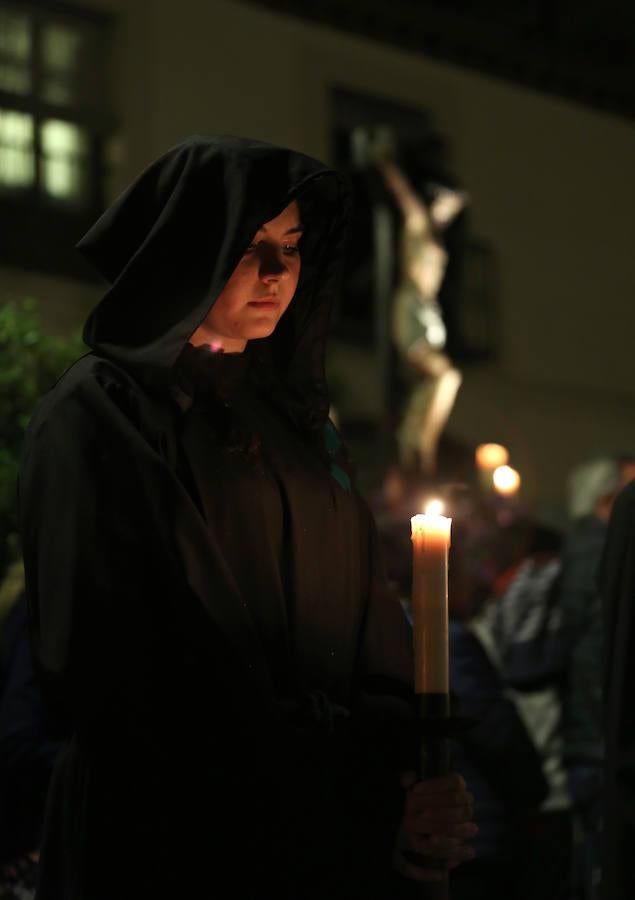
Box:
[409,820,478,839]
[413,788,473,808]
[413,773,467,794]
[408,805,475,829]
[406,794,474,817]
[398,771,478,879]
[412,837,475,861]
[401,772,466,792]
[451,822,479,839]
[393,854,447,883]
[405,790,474,817]
[399,862,447,883]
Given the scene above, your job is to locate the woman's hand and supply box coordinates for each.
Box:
[393,772,478,882]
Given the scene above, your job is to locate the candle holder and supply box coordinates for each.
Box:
[417,693,450,777]
[404,695,474,899]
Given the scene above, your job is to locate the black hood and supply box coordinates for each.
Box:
[78,136,351,420]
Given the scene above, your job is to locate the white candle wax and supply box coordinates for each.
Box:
[411,513,451,694]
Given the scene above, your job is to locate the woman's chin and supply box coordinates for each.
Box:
[242,320,281,340]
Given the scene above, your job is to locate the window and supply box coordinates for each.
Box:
[40,117,88,201]
[41,22,83,106]
[0,107,34,186]
[0,7,31,95]
[0,1,114,278]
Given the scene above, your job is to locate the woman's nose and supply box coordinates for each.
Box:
[259,253,289,281]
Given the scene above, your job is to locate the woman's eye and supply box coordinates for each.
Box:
[243,242,300,256]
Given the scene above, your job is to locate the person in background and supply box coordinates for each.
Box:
[561,455,635,900]
[472,517,573,900]
[0,561,63,900]
[0,599,62,900]
[601,476,635,900]
[448,603,549,900]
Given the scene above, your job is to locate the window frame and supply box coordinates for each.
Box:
[0,0,115,280]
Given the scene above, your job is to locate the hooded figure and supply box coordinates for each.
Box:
[19,137,474,899]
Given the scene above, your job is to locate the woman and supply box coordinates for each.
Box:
[19,136,475,898]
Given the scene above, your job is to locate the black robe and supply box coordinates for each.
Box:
[601,478,635,900]
[19,137,417,898]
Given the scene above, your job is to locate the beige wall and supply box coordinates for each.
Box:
[5,0,635,515]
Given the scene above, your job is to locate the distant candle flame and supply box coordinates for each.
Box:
[424,497,445,517]
[493,465,521,495]
[475,443,509,470]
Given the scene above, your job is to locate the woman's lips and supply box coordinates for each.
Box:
[248,297,280,309]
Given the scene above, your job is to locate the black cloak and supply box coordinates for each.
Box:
[601,478,635,900]
[19,137,417,899]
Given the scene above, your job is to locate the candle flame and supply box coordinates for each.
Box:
[475,443,509,470]
[424,497,445,516]
[493,465,521,495]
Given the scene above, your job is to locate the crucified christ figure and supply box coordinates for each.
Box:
[377,156,466,474]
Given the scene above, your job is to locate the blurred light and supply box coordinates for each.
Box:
[41,24,82,106]
[475,443,509,470]
[0,108,34,187]
[40,118,88,200]
[493,465,521,496]
[424,497,445,516]
[0,10,31,95]
[42,24,81,71]
[0,10,30,58]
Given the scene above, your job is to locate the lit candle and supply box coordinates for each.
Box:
[475,443,509,492]
[493,464,521,496]
[410,513,452,694]
[423,497,445,517]
[475,443,509,470]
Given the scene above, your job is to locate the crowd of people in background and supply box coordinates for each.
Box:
[0,447,631,899]
[373,451,635,900]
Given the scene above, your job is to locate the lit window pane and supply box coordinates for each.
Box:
[42,74,74,106]
[0,63,30,94]
[41,24,83,106]
[40,118,88,201]
[0,11,31,59]
[0,108,34,188]
[42,24,81,71]
[0,11,31,95]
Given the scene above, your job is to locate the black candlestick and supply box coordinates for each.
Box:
[404,694,476,897]
[418,692,450,899]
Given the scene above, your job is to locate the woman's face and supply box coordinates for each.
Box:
[190,200,303,353]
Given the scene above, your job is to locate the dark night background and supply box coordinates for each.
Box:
[1,0,634,518]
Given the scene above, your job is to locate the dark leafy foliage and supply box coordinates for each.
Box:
[0,299,84,579]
